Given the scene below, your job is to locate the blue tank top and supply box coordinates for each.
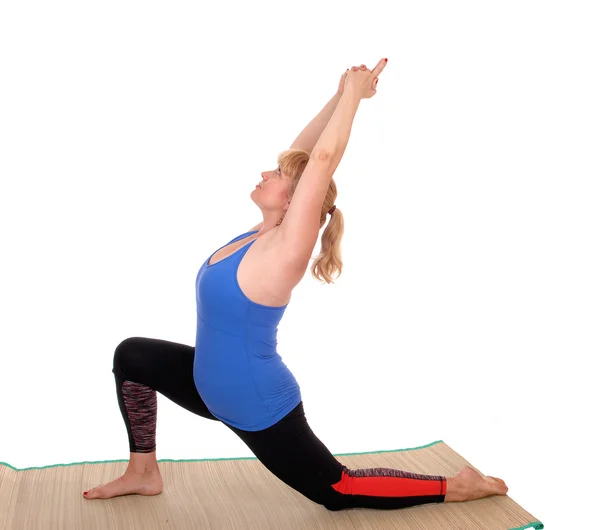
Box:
[193,230,302,431]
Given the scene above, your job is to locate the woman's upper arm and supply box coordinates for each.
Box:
[279,153,336,266]
[289,141,312,155]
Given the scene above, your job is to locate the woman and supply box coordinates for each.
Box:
[84,58,508,511]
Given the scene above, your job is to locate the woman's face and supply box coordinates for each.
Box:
[252,166,292,209]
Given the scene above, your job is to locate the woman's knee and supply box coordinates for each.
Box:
[112,337,143,375]
[315,487,353,511]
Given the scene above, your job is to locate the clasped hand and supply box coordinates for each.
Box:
[337,58,388,99]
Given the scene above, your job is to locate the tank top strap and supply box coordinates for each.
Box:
[224,229,259,245]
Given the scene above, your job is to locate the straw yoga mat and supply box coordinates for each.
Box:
[0,440,542,530]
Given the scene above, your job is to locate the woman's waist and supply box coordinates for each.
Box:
[196,317,279,349]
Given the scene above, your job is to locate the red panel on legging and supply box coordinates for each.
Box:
[331,466,447,497]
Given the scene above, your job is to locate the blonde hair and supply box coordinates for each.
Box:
[276,148,344,285]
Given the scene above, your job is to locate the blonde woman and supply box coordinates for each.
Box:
[84,58,508,511]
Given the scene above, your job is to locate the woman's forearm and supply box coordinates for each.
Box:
[289,92,342,154]
[312,90,361,163]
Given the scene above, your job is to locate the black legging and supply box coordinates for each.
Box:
[112,336,447,511]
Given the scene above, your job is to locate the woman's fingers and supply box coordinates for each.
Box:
[349,59,386,75]
[371,58,388,78]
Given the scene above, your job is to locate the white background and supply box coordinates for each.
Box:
[1,1,598,528]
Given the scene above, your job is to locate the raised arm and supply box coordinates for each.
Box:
[278,90,361,266]
[249,76,345,231]
[289,92,342,154]
[279,59,387,267]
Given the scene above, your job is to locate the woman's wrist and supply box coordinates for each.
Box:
[340,88,362,106]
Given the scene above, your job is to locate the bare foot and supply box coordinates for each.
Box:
[445,465,508,502]
[83,470,163,500]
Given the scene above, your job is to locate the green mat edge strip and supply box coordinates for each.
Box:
[1,439,543,529]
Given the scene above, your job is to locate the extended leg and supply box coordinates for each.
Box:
[224,401,448,511]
